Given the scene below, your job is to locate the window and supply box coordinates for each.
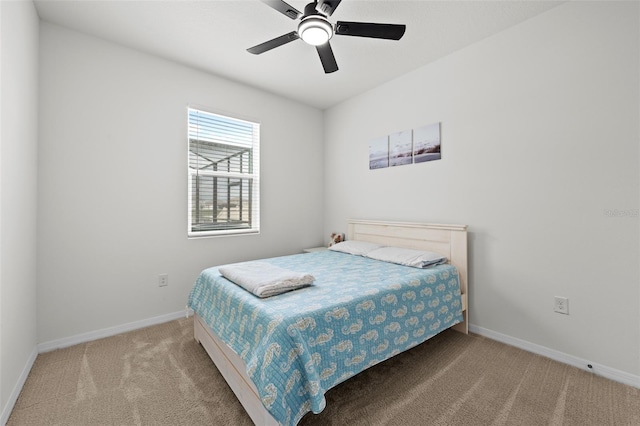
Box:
[188,107,260,237]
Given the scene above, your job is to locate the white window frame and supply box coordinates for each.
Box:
[187,107,260,238]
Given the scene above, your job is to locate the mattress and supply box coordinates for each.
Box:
[188,250,463,425]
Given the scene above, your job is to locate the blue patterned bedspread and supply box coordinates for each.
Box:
[188,251,463,425]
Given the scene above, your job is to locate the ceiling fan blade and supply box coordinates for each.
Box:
[260,0,302,20]
[316,42,338,74]
[335,21,406,40]
[247,31,300,55]
[316,0,342,17]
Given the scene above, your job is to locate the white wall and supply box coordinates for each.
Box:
[37,23,324,343]
[324,1,639,376]
[0,0,39,420]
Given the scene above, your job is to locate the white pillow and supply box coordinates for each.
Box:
[365,246,447,268]
[328,240,384,256]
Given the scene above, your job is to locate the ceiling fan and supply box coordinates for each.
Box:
[247,0,406,74]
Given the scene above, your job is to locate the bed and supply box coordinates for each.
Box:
[188,220,468,425]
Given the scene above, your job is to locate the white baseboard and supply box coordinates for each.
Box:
[1,346,38,426]
[469,324,640,389]
[37,309,188,353]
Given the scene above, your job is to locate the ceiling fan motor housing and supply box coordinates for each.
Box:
[304,2,321,17]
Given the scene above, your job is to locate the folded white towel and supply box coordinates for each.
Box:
[219,262,315,298]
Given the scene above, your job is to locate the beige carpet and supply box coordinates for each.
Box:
[8,317,640,425]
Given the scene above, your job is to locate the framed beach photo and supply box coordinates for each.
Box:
[389,130,412,167]
[413,122,441,163]
[368,136,389,169]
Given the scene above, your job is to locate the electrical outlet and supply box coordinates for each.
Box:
[554,296,569,314]
[158,273,169,287]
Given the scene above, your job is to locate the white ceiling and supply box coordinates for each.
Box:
[34,0,563,109]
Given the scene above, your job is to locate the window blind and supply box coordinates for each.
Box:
[188,107,260,237]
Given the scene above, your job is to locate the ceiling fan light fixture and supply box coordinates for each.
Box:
[298,16,333,46]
